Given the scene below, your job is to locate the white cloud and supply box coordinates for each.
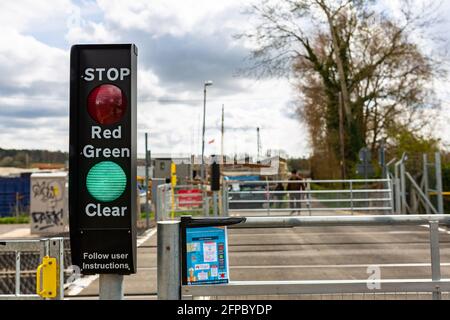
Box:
[66,21,119,43]
[0,0,75,33]
[0,0,448,157]
[96,0,248,37]
[0,29,68,90]
[0,118,68,152]
[0,20,69,152]
[136,78,310,158]
[138,68,166,100]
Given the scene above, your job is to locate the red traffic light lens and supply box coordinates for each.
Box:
[87,84,127,125]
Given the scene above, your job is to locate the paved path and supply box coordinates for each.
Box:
[0,224,38,239]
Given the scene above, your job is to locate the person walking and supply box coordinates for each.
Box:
[274,182,285,209]
[287,170,305,215]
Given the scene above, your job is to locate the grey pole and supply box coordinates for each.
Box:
[380,140,386,179]
[400,161,407,215]
[429,221,442,300]
[99,274,124,300]
[15,251,20,296]
[204,196,210,217]
[423,154,430,215]
[435,152,444,215]
[388,178,395,214]
[201,87,207,181]
[149,149,152,216]
[394,162,401,214]
[363,148,368,209]
[350,181,354,215]
[201,81,213,182]
[266,178,270,216]
[145,133,150,229]
[157,221,181,300]
[222,180,228,217]
[213,191,218,217]
[380,140,388,195]
[49,238,65,300]
[156,185,162,222]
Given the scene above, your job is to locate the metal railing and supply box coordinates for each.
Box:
[158,214,450,300]
[223,179,393,216]
[0,237,64,300]
[156,184,209,221]
[424,153,445,215]
[389,152,445,215]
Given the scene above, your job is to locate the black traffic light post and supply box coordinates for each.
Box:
[210,155,220,216]
[69,44,138,299]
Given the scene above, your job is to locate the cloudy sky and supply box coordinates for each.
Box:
[0,0,449,159]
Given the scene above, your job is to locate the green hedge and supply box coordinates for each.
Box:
[0,216,29,224]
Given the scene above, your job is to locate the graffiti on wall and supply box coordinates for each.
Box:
[32,181,63,209]
[31,209,64,231]
[30,177,67,234]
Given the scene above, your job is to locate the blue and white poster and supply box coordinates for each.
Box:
[185,226,229,285]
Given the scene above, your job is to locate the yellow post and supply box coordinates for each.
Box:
[171,163,177,219]
[36,256,57,299]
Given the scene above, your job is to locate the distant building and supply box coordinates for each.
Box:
[31,163,66,170]
[0,167,46,177]
[222,155,288,181]
[152,157,192,185]
[0,167,65,217]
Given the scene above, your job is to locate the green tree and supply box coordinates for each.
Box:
[387,126,440,160]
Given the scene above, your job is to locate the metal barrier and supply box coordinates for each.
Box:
[0,238,64,300]
[158,215,450,300]
[389,152,445,215]
[223,179,393,216]
[156,184,210,221]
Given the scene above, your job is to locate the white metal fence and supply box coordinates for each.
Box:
[157,215,450,300]
[156,184,210,221]
[223,179,393,216]
[390,152,445,215]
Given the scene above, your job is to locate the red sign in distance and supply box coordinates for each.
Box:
[87,84,127,125]
[177,189,202,208]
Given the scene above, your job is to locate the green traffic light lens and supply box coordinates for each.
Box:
[86,161,127,202]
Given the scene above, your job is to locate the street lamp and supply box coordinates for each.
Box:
[201,80,213,181]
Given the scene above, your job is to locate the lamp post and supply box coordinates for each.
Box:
[201,80,213,181]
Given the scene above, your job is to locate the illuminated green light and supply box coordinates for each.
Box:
[86,161,126,202]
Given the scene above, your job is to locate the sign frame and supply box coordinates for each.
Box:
[180,216,245,285]
[69,44,138,275]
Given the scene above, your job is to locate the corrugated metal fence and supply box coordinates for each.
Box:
[0,174,30,217]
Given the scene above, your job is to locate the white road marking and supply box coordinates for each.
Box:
[420,224,450,235]
[138,228,157,246]
[66,227,157,297]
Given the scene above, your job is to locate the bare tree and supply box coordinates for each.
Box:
[238,0,447,177]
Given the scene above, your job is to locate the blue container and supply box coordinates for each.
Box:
[0,174,31,217]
